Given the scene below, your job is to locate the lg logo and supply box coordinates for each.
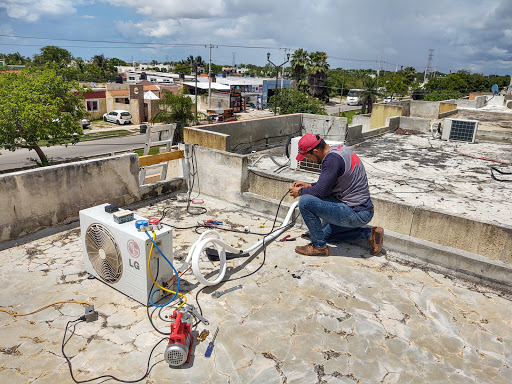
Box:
[127,240,140,270]
[129,259,140,270]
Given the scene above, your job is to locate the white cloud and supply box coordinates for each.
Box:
[0,0,77,22]
[105,0,224,19]
[2,0,511,74]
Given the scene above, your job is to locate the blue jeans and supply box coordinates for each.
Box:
[299,194,374,248]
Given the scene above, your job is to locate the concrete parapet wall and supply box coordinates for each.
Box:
[302,114,347,141]
[351,114,371,133]
[0,154,185,243]
[370,104,403,130]
[184,114,302,152]
[184,126,229,151]
[439,102,457,114]
[0,154,139,242]
[455,97,486,109]
[475,95,487,108]
[370,197,512,264]
[485,95,505,106]
[398,116,430,132]
[245,168,511,263]
[409,101,440,119]
[191,145,249,204]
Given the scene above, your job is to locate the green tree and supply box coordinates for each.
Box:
[33,46,73,67]
[424,90,464,101]
[268,87,326,115]
[402,66,417,85]
[307,51,330,100]
[109,57,128,66]
[151,90,195,126]
[359,77,381,114]
[4,52,31,65]
[91,54,117,81]
[291,48,308,83]
[383,72,408,97]
[0,66,86,166]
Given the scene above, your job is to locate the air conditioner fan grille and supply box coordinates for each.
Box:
[85,223,123,283]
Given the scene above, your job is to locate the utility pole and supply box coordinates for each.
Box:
[208,44,218,109]
[267,52,290,115]
[194,64,198,122]
[279,48,290,89]
[424,48,434,84]
[377,54,382,87]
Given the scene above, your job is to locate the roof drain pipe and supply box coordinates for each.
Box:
[179,201,299,286]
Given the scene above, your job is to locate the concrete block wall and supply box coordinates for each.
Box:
[184,114,303,153]
[302,114,347,141]
[184,126,230,151]
[245,168,512,263]
[439,102,457,115]
[0,154,185,243]
[371,198,512,264]
[189,145,248,204]
[486,95,506,106]
[409,101,440,119]
[370,104,403,129]
[398,116,430,132]
[351,114,371,132]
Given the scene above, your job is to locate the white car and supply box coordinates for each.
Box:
[383,97,397,103]
[103,110,132,125]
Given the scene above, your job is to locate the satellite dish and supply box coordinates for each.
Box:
[491,84,499,95]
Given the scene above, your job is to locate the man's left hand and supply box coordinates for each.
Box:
[289,186,301,198]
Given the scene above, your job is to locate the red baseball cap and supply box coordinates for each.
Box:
[296,134,321,161]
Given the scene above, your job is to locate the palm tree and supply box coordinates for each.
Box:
[359,77,381,114]
[307,51,329,100]
[151,90,195,141]
[291,48,308,83]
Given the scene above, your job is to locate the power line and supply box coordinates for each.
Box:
[329,55,378,63]
[0,34,289,50]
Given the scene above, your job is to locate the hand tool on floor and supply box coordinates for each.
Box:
[212,285,243,298]
[279,234,296,241]
[205,327,219,358]
[196,329,209,342]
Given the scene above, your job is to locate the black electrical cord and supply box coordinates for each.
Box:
[361,158,447,194]
[193,190,298,325]
[62,318,167,383]
[491,166,512,182]
[231,127,304,154]
[186,144,207,216]
[146,258,171,336]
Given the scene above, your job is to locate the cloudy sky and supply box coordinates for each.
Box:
[1,0,511,75]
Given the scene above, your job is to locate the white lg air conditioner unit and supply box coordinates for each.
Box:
[441,118,479,143]
[80,204,174,305]
[290,136,344,172]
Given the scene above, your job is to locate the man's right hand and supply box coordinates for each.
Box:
[293,181,312,188]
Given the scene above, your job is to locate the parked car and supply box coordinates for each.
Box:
[383,97,397,103]
[81,119,90,129]
[103,110,132,125]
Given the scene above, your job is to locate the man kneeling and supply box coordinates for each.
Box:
[288,134,383,256]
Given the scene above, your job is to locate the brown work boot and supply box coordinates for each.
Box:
[295,243,329,257]
[369,227,384,255]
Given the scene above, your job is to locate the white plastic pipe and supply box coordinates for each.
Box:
[181,201,299,286]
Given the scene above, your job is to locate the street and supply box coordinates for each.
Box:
[0,132,147,172]
[325,102,361,115]
[1,105,360,173]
